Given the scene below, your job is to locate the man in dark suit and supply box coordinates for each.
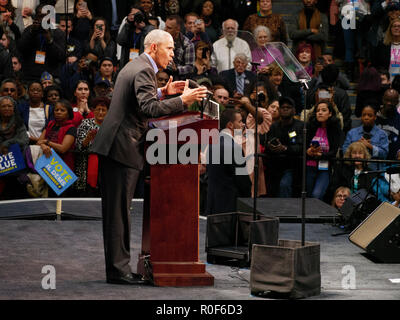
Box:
[218,53,256,98]
[91,29,207,285]
[206,109,252,215]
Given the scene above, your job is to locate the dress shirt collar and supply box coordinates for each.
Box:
[143,52,159,74]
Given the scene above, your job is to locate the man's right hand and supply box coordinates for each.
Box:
[180,80,207,106]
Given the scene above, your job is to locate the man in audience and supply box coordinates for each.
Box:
[17,4,66,82]
[376,88,400,160]
[211,19,251,73]
[58,14,82,65]
[184,12,211,45]
[213,87,230,110]
[206,108,251,214]
[289,0,328,58]
[164,14,195,80]
[218,53,256,98]
[265,96,303,197]
[0,79,19,101]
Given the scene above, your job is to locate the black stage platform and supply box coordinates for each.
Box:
[237,198,338,223]
[0,198,399,302]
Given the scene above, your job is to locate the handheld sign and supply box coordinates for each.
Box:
[0,144,26,177]
[34,149,77,195]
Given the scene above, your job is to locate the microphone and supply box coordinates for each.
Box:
[188,79,213,96]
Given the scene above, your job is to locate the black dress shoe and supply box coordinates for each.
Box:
[106,273,150,285]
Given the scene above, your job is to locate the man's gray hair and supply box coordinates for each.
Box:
[144,29,173,49]
[233,53,248,63]
[222,19,239,31]
[253,25,271,40]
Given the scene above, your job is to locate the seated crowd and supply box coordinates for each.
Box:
[2,0,400,215]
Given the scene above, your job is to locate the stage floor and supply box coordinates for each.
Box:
[0,199,399,301]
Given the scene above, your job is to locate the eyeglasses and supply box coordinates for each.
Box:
[336,194,348,199]
[3,88,16,92]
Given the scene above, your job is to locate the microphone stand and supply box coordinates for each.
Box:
[299,79,310,246]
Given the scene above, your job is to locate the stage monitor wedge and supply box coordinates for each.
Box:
[349,202,400,263]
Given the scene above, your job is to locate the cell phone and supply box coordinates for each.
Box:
[311,140,320,147]
[201,47,209,59]
[318,90,331,100]
[269,137,279,146]
[96,25,103,31]
[79,2,87,10]
[363,132,372,140]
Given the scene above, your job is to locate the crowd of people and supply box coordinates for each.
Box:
[2,0,400,215]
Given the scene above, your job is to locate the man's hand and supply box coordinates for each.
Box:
[268,139,287,153]
[180,80,207,106]
[161,76,186,96]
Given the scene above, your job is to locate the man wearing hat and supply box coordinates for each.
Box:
[265,96,303,197]
[93,77,112,98]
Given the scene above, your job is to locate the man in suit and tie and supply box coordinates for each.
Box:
[91,29,207,285]
[218,53,256,98]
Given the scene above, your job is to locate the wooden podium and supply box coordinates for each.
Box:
[137,111,218,286]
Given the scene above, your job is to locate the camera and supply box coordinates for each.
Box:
[311,140,320,147]
[201,47,209,59]
[133,11,145,24]
[363,132,372,140]
[96,25,103,31]
[269,137,279,146]
[257,92,266,102]
[195,19,202,26]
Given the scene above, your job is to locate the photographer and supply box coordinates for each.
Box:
[88,17,116,62]
[117,6,154,69]
[16,3,65,82]
[190,40,217,83]
[184,12,211,46]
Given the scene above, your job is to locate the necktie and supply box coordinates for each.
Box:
[236,74,244,94]
[227,40,233,69]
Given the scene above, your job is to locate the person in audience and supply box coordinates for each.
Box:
[289,0,328,59]
[139,0,165,30]
[331,186,350,210]
[59,14,83,65]
[296,42,315,77]
[17,3,66,82]
[162,14,195,80]
[251,25,284,75]
[36,99,76,171]
[211,18,252,73]
[17,81,53,144]
[92,78,112,98]
[75,96,109,196]
[88,17,116,62]
[196,0,220,43]
[266,99,280,124]
[184,12,211,45]
[117,5,155,69]
[94,57,116,85]
[243,0,287,43]
[355,66,384,117]
[43,85,62,106]
[0,95,29,199]
[40,71,54,89]
[0,78,19,101]
[156,70,169,88]
[329,141,373,202]
[343,103,389,170]
[190,40,217,83]
[219,53,256,98]
[71,80,93,127]
[212,86,229,111]
[71,0,93,50]
[306,100,343,200]
[206,108,252,214]
[11,0,39,31]
[264,96,303,197]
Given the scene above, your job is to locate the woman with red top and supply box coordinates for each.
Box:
[71,80,93,127]
[37,99,77,171]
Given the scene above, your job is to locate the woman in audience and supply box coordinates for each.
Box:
[0,0,21,41]
[43,85,63,106]
[0,96,29,199]
[330,141,373,199]
[331,186,350,210]
[296,42,315,77]
[17,81,53,145]
[88,17,116,61]
[72,0,93,50]
[342,103,388,170]
[75,96,109,196]
[306,101,343,200]
[251,25,284,75]
[243,0,287,43]
[37,99,76,171]
[196,0,221,43]
[71,80,93,127]
[190,41,218,83]
[267,99,280,124]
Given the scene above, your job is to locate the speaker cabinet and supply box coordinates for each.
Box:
[349,202,400,263]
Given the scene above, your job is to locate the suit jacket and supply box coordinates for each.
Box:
[218,69,256,96]
[206,131,252,215]
[91,54,184,170]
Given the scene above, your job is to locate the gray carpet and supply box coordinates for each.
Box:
[0,201,399,300]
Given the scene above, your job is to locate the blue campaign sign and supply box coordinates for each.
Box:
[34,149,77,195]
[0,144,26,177]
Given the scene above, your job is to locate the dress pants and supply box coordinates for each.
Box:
[99,155,140,278]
